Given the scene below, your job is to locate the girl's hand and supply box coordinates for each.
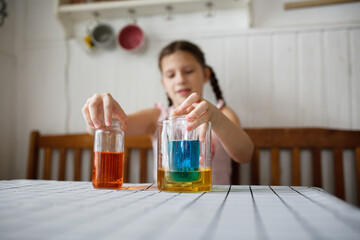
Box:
[82,93,127,130]
[172,93,218,132]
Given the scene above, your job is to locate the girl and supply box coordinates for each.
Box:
[82,40,254,184]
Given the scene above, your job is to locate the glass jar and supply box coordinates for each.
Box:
[92,120,124,189]
[157,115,212,192]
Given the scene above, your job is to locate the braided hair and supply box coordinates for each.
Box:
[158,40,225,107]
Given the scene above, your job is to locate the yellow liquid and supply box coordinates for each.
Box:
[157,168,212,192]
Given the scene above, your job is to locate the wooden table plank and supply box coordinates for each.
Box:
[1,180,360,240]
[275,186,360,239]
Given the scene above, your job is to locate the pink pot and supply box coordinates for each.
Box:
[118,24,145,52]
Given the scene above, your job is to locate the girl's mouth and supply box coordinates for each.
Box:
[177,89,191,97]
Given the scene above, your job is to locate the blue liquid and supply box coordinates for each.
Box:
[168,140,200,182]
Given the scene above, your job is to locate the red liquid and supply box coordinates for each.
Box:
[92,152,124,189]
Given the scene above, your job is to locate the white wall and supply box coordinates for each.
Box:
[1,0,360,204]
[253,0,360,28]
[0,0,16,180]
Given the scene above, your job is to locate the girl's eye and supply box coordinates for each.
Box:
[185,69,194,74]
[166,73,175,78]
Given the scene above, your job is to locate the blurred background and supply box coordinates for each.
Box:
[0,0,359,203]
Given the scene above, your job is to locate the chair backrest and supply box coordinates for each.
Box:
[123,134,153,183]
[27,131,152,183]
[232,128,360,206]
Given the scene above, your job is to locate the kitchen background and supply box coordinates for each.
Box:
[0,0,359,205]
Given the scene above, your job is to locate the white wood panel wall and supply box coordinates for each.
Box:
[298,31,325,126]
[351,29,360,128]
[0,0,16,181]
[324,30,351,128]
[0,55,16,181]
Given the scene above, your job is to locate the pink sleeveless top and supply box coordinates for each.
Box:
[152,100,232,185]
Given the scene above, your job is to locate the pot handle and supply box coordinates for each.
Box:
[128,9,137,25]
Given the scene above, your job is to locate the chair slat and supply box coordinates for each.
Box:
[355,147,360,207]
[89,149,93,181]
[43,148,52,180]
[292,147,301,186]
[312,148,322,188]
[74,149,82,181]
[58,148,67,181]
[333,148,345,200]
[140,149,147,183]
[271,148,280,185]
[124,135,152,183]
[231,161,240,185]
[251,148,260,185]
[27,131,40,179]
[124,148,131,183]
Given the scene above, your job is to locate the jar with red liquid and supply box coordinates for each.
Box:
[92,120,124,189]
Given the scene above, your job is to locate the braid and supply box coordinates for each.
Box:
[167,95,173,107]
[208,66,225,104]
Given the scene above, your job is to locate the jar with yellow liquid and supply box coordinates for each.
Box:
[157,115,212,192]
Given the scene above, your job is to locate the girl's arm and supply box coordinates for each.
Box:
[125,108,161,136]
[172,93,254,163]
[213,106,254,164]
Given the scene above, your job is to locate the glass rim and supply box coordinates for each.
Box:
[158,115,211,128]
[112,119,122,126]
[95,119,123,131]
[158,115,187,124]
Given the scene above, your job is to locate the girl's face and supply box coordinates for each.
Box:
[160,50,210,107]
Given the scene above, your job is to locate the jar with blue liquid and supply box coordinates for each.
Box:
[157,115,212,192]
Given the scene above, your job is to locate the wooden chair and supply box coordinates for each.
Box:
[27,131,152,183]
[123,135,152,183]
[231,128,360,206]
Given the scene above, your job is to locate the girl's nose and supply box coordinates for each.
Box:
[175,72,187,84]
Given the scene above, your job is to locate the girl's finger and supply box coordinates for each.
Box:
[88,94,103,128]
[112,101,128,131]
[199,123,208,143]
[172,93,201,116]
[187,111,210,131]
[82,99,95,128]
[185,105,196,114]
[103,93,113,127]
[186,100,209,122]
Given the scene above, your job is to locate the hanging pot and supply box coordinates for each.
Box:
[91,23,115,49]
[117,24,145,52]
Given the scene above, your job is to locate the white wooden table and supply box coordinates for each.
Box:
[1,180,360,240]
